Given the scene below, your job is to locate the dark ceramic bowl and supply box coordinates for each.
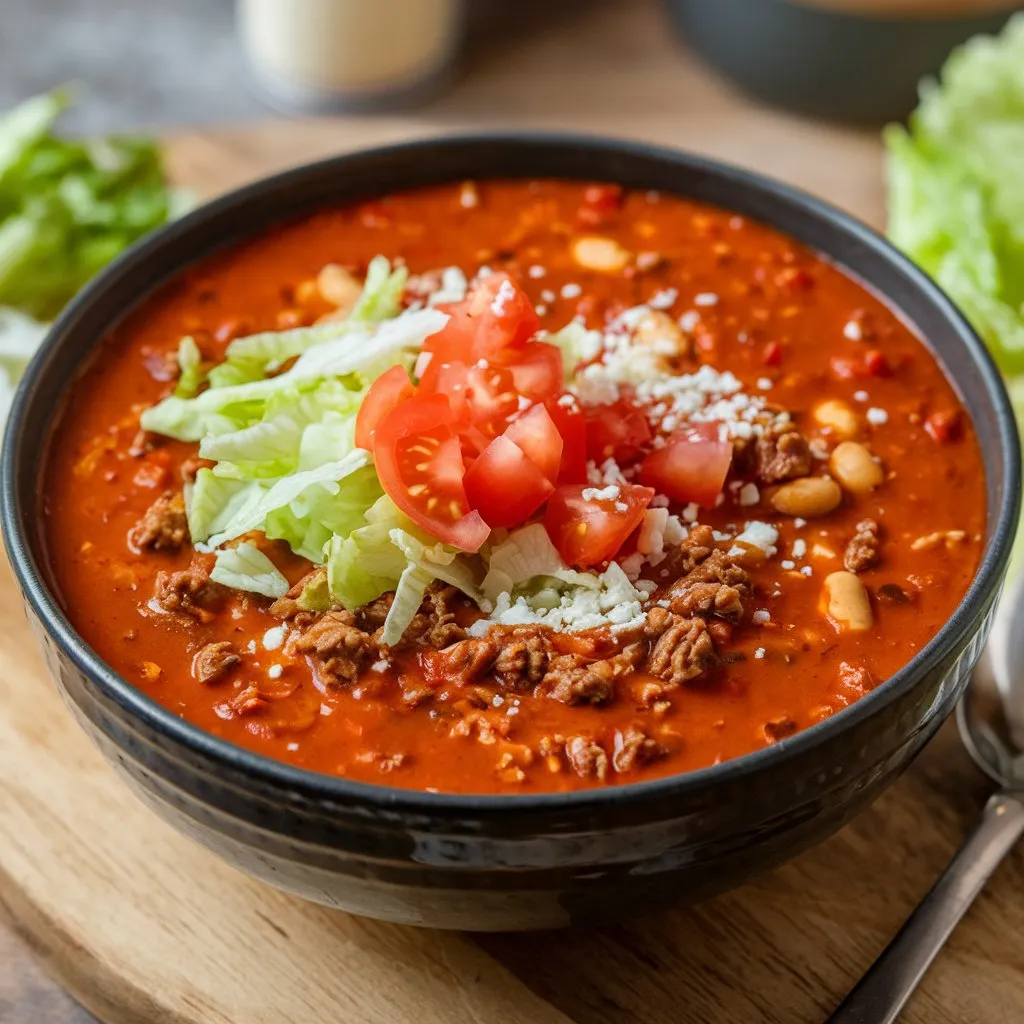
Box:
[665,0,1018,124]
[2,136,1019,930]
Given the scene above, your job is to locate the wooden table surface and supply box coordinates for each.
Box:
[2,2,1020,1022]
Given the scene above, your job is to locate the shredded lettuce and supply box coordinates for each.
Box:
[210,543,289,599]
[144,260,488,641]
[174,336,204,398]
[885,14,1024,568]
[0,90,180,321]
[481,523,595,603]
[0,90,178,434]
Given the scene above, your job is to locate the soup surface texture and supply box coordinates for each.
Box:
[44,180,985,794]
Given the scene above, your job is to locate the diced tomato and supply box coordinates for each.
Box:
[545,483,654,567]
[638,431,732,507]
[546,396,588,483]
[504,404,563,484]
[762,340,783,367]
[863,349,892,377]
[464,435,554,528]
[491,342,563,403]
[925,409,962,443]
[421,304,476,366]
[576,184,624,227]
[585,400,652,464]
[417,358,470,420]
[420,273,540,373]
[373,393,489,551]
[464,363,520,437]
[355,365,415,450]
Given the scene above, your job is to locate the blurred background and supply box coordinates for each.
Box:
[4,0,1017,132]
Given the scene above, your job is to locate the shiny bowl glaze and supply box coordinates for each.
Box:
[2,136,1019,930]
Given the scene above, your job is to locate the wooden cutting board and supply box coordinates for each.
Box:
[3,3,1024,1021]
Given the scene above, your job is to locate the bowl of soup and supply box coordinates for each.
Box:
[2,136,1019,929]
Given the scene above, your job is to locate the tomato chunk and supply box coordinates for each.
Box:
[504,403,563,484]
[585,400,652,464]
[467,272,540,356]
[373,393,489,551]
[426,273,539,367]
[638,431,732,507]
[464,435,554,528]
[491,342,563,403]
[546,395,588,484]
[355,365,415,451]
[545,483,654,567]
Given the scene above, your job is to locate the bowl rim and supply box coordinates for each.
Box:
[3,131,1020,816]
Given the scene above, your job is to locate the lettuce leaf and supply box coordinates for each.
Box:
[0,91,177,321]
[886,15,1024,377]
[210,543,289,599]
[885,15,1024,571]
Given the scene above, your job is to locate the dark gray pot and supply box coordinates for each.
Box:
[2,136,1019,930]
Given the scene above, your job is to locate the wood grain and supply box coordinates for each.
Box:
[2,2,1022,1021]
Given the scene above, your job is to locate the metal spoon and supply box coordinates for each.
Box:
[827,574,1024,1024]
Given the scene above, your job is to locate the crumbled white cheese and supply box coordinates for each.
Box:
[794,518,807,529]
[371,658,389,672]
[752,609,771,625]
[650,494,670,508]
[527,265,547,279]
[427,266,468,306]
[320,703,333,716]
[757,378,773,391]
[557,393,579,409]
[561,283,583,300]
[638,507,669,564]
[267,664,283,680]
[800,565,813,577]
[619,551,645,580]
[540,288,556,304]
[587,458,628,487]
[682,502,700,523]
[582,484,621,502]
[738,483,760,507]
[490,277,517,316]
[663,514,687,547]
[853,390,869,403]
[867,407,889,425]
[468,562,646,635]
[649,287,678,310]
[694,292,719,307]
[792,539,807,558]
[754,647,766,660]
[781,560,796,570]
[262,625,287,651]
[286,742,299,752]
[535,303,548,316]
[843,320,863,341]
[730,521,779,558]
[713,530,733,543]
[635,579,658,597]
[679,310,700,332]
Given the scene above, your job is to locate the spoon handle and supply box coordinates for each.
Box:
[826,790,1024,1024]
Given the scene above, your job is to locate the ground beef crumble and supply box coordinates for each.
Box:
[754,425,814,484]
[565,735,609,780]
[663,525,751,622]
[192,641,241,683]
[645,607,717,687]
[844,519,880,573]
[153,559,226,622]
[130,491,188,552]
[288,609,376,687]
